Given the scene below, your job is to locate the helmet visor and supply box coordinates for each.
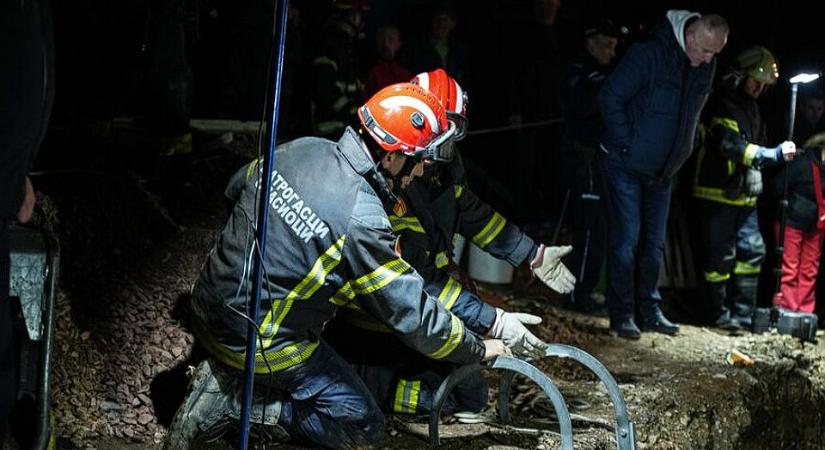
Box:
[447,111,468,141]
[413,121,458,162]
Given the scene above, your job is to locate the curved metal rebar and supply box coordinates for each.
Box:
[429,357,573,449]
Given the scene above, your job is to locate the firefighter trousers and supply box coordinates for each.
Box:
[324,319,488,416]
[695,200,764,325]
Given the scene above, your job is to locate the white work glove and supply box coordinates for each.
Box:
[764,141,796,162]
[530,244,576,294]
[489,308,547,359]
[779,141,797,161]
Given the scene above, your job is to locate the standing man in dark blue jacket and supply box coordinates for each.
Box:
[599,11,728,338]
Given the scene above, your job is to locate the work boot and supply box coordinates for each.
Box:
[609,317,641,339]
[164,359,235,450]
[164,359,286,450]
[731,304,754,330]
[730,275,758,330]
[713,309,742,331]
[639,306,680,335]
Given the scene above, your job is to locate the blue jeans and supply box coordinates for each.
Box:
[274,340,384,449]
[600,156,672,320]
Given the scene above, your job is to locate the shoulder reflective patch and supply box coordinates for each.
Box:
[389,215,425,234]
[393,198,408,216]
[710,117,740,133]
[454,185,464,199]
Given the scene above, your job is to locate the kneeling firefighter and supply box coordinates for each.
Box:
[325,69,575,418]
[163,83,510,450]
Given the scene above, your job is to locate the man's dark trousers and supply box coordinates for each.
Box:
[601,154,672,321]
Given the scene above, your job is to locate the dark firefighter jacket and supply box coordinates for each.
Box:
[599,11,715,180]
[561,51,609,149]
[768,148,825,231]
[192,128,485,374]
[692,89,778,207]
[336,153,537,334]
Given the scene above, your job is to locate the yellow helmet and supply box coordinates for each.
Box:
[735,46,779,85]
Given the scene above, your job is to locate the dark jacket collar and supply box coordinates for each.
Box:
[337,127,375,176]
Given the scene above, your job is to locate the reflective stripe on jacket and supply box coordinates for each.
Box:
[192,128,485,373]
[692,90,771,207]
[336,153,535,335]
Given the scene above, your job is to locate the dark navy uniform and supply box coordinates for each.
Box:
[191,128,484,447]
[325,153,536,415]
[692,89,783,325]
[560,51,609,312]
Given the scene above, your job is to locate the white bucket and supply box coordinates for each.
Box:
[468,243,514,284]
[452,234,467,265]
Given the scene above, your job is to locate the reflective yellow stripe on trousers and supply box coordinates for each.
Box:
[394,379,421,414]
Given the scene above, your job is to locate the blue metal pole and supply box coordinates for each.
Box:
[238,0,290,449]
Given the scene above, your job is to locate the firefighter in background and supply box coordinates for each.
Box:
[559,19,621,314]
[164,83,511,450]
[691,46,796,329]
[308,0,367,138]
[326,69,575,417]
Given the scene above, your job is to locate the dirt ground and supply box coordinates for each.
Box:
[9,139,825,450]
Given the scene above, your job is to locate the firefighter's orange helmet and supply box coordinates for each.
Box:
[358,82,455,158]
[411,69,468,141]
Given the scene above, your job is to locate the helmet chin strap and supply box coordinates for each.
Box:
[367,162,400,209]
[369,152,421,210]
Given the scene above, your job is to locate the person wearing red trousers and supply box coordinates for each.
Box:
[769,138,825,313]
